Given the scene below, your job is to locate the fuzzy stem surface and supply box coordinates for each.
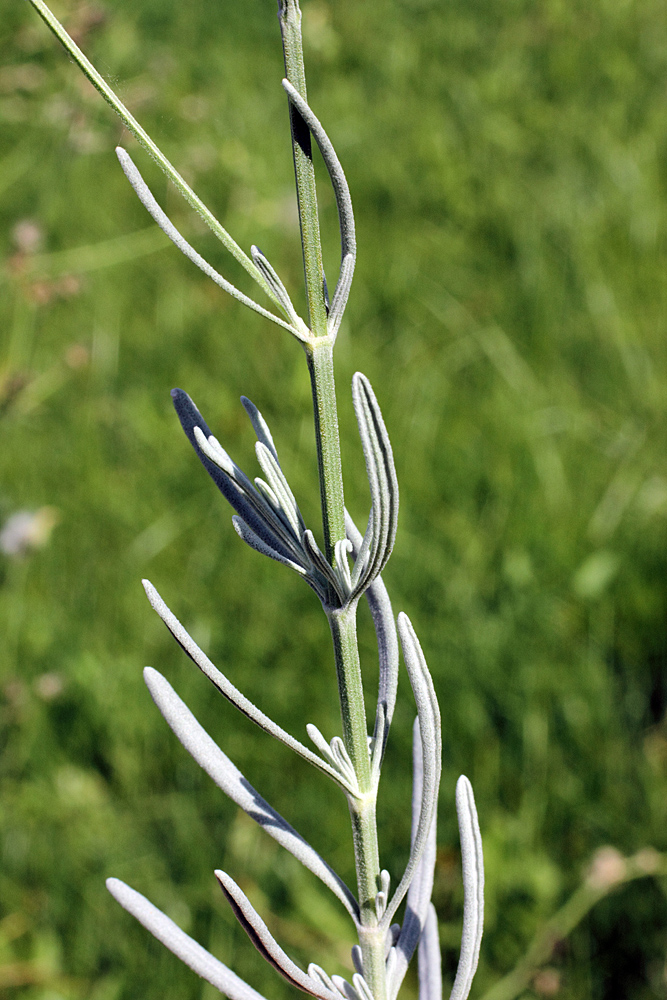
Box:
[306,341,346,566]
[329,604,386,1000]
[278,0,328,338]
[279,11,388,996]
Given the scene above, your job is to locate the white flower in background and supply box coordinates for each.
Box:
[0,506,59,557]
[12,218,45,254]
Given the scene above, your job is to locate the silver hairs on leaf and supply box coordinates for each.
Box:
[176,376,397,611]
[143,666,360,921]
[115,148,309,341]
[106,878,269,1000]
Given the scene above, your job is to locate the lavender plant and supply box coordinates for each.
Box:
[27,3,485,999]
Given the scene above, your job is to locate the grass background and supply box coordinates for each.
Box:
[1,0,667,998]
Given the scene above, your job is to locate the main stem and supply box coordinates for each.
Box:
[278,0,328,338]
[329,601,387,999]
[306,342,345,563]
[278,5,387,997]
[306,289,387,1000]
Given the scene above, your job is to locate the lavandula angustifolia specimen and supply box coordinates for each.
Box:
[28,2,485,999]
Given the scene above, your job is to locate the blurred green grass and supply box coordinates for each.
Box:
[1,0,667,998]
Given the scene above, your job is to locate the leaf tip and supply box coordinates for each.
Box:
[143,665,160,686]
[456,774,472,793]
[106,877,131,906]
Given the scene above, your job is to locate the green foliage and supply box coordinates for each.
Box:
[1,0,667,998]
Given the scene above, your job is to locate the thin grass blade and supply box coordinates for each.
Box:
[27,0,273,293]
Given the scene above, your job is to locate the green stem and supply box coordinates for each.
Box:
[279,7,386,997]
[329,604,386,1000]
[308,333,386,985]
[307,327,387,988]
[306,341,346,565]
[328,605,371,787]
[278,9,387,1000]
[278,0,328,337]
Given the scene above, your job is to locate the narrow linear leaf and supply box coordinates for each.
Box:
[346,511,399,772]
[193,426,309,568]
[309,965,338,994]
[106,878,267,1000]
[144,667,359,922]
[350,373,399,595]
[330,736,357,787]
[173,390,343,608]
[116,149,303,337]
[353,974,375,1000]
[305,725,357,793]
[250,245,308,335]
[232,516,312,580]
[281,80,355,260]
[255,442,305,537]
[380,870,391,897]
[172,390,297,560]
[449,777,484,1000]
[351,383,385,586]
[391,925,402,950]
[241,396,279,462]
[306,723,337,761]
[142,580,347,786]
[386,924,401,963]
[253,477,292,528]
[196,427,300,555]
[175,393,349,607]
[216,872,340,1000]
[281,79,356,328]
[351,947,363,975]
[334,538,354,594]
[349,508,374,588]
[302,530,342,604]
[331,975,356,1000]
[327,252,355,338]
[383,615,441,928]
[182,400,329,594]
[388,719,438,999]
[27,0,271,291]
[418,904,442,1000]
